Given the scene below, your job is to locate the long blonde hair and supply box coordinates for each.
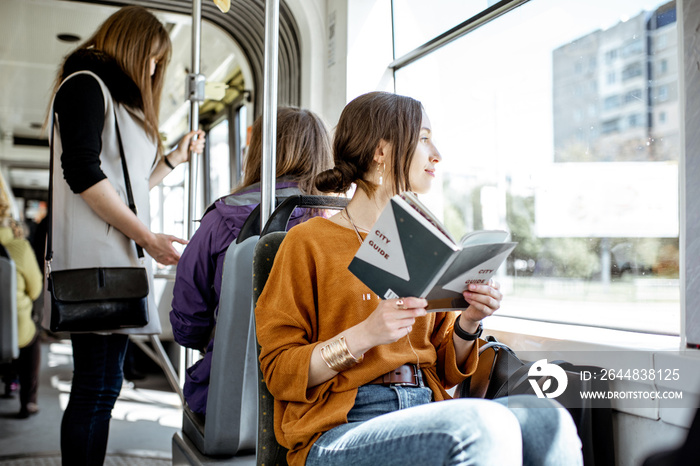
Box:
[0,180,23,239]
[50,6,171,153]
[0,170,12,221]
[235,107,333,195]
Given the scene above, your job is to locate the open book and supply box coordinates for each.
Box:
[348,192,517,309]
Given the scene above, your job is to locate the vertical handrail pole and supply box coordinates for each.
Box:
[180,0,205,388]
[260,0,280,228]
[188,0,203,240]
[229,104,243,187]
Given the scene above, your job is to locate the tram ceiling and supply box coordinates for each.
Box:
[69,0,302,116]
[0,0,300,143]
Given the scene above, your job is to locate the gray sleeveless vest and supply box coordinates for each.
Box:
[46,71,161,335]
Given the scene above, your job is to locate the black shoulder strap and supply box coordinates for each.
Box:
[46,116,55,264]
[46,105,144,264]
[113,115,144,258]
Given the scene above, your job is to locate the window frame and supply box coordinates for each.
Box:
[386,0,694,346]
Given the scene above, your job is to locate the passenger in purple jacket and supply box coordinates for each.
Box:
[170,107,333,414]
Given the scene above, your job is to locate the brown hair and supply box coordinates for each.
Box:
[50,6,171,153]
[315,91,423,196]
[234,107,332,195]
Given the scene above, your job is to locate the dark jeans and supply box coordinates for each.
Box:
[61,333,129,466]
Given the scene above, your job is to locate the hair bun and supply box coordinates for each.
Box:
[314,165,355,193]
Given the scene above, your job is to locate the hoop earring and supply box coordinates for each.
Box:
[377,162,385,186]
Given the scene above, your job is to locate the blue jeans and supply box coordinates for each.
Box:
[306,385,583,466]
[61,333,129,466]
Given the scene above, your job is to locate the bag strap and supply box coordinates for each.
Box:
[492,361,533,399]
[113,115,144,258]
[47,105,144,267]
[492,358,571,399]
[459,339,510,398]
[477,340,510,355]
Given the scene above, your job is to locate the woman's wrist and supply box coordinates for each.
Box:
[457,313,480,333]
[345,323,373,357]
[134,230,157,250]
[320,336,363,372]
[163,154,175,170]
[454,314,483,340]
[166,146,188,167]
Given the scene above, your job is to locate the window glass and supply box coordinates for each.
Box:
[394,0,679,334]
[208,119,232,201]
[150,161,186,270]
[392,0,496,58]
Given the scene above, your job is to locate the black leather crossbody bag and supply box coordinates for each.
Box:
[46,108,149,332]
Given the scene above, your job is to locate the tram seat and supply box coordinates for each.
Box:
[253,231,290,466]
[172,195,346,466]
[173,203,263,466]
[174,187,304,463]
[251,194,348,466]
[0,243,18,363]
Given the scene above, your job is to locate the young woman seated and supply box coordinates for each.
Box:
[255,92,583,466]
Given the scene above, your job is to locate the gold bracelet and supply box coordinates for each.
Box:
[320,336,363,372]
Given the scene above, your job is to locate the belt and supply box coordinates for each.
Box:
[368,364,425,387]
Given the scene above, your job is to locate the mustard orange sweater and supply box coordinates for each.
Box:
[255,218,479,466]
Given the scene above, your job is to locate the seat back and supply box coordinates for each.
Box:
[0,243,18,363]
[252,232,289,466]
[260,194,348,236]
[180,197,268,457]
[251,195,348,466]
[178,191,343,458]
[180,232,259,456]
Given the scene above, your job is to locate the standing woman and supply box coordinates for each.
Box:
[46,6,204,465]
[0,194,43,419]
[255,92,583,466]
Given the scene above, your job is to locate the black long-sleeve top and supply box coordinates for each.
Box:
[54,74,107,193]
[54,48,145,194]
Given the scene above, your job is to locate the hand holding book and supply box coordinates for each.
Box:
[356,297,429,347]
[460,279,503,321]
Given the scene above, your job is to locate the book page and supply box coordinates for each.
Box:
[440,245,516,294]
[460,230,510,246]
[425,241,517,303]
[399,192,457,245]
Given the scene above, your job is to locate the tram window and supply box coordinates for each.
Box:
[150,161,186,260]
[391,1,494,58]
[393,0,679,335]
[208,119,232,201]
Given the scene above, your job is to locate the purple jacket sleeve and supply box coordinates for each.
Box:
[170,210,226,349]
